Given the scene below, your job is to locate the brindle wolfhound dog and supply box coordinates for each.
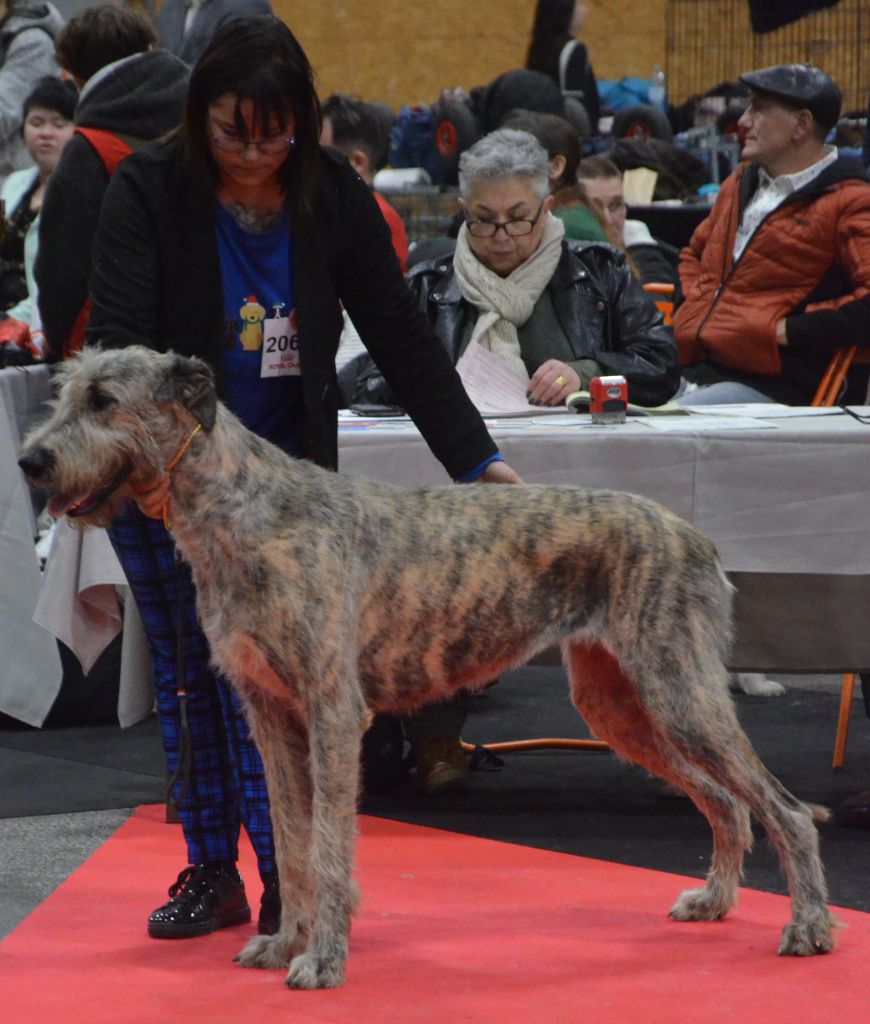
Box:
[19,347,835,989]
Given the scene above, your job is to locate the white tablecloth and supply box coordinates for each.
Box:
[336,411,870,576]
[4,364,870,727]
[0,366,63,724]
[0,365,153,726]
[334,410,870,672]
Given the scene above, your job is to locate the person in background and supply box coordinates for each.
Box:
[0,75,75,359]
[675,64,870,406]
[320,92,408,270]
[525,0,599,131]
[501,108,606,242]
[350,129,679,792]
[0,0,64,188]
[354,130,678,411]
[157,0,272,66]
[86,14,520,937]
[35,3,189,361]
[577,154,680,289]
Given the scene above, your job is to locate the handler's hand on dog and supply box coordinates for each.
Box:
[478,461,524,485]
[129,473,171,519]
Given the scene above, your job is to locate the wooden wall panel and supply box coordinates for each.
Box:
[272,0,667,109]
[667,0,870,110]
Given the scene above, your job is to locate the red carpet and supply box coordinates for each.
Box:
[3,805,867,1023]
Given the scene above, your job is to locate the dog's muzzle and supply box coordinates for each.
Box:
[18,448,134,519]
[18,448,54,481]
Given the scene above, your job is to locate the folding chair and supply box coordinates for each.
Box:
[642,282,675,324]
[811,344,870,767]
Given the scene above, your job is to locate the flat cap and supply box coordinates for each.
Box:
[739,64,842,130]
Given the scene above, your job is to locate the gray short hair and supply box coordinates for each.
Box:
[458,128,550,202]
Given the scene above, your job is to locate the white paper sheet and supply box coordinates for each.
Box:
[456,341,568,416]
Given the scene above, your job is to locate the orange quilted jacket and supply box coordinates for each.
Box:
[674,157,870,383]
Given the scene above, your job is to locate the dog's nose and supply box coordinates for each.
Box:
[18,448,54,480]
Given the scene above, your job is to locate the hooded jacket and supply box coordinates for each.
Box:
[35,49,189,359]
[0,2,64,184]
[675,154,870,403]
[157,0,272,66]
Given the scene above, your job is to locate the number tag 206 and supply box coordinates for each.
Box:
[260,313,300,378]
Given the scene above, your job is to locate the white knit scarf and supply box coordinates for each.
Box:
[454,212,565,380]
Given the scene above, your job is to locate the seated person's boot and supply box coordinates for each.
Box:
[147,862,251,938]
[415,734,469,795]
[405,692,473,796]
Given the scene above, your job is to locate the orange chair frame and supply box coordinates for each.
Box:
[811,345,870,767]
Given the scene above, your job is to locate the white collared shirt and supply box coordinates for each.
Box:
[733,146,839,260]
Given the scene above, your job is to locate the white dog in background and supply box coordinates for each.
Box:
[730,673,787,697]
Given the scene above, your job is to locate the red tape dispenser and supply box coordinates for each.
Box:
[589,375,628,424]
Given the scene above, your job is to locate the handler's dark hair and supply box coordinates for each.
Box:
[179,15,322,202]
[54,3,156,83]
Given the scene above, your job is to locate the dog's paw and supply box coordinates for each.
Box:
[285,946,347,989]
[668,887,731,922]
[235,932,298,970]
[778,917,836,956]
[729,673,786,697]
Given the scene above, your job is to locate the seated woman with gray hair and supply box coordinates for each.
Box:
[349,127,679,411]
[355,129,680,797]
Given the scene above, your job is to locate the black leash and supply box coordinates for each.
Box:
[165,551,192,818]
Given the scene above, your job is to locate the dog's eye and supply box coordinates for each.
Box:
[89,390,116,412]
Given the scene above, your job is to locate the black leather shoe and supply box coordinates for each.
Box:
[258,873,281,935]
[147,863,251,939]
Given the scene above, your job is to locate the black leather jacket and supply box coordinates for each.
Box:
[349,240,681,409]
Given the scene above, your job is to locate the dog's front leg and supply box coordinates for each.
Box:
[284,689,366,990]
[235,704,314,971]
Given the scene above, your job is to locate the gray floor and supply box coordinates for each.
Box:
[0,807,134,939]
[0,672,857,943]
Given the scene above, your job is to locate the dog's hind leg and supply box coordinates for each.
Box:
[580,640,834,955]
[565,640,752,923]
[670,715,834,955]
[235,702,315,972]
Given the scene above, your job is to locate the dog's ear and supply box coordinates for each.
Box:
[155,353,218,431]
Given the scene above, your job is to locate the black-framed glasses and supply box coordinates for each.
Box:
[209,121,295,155]
[465,200,546,238]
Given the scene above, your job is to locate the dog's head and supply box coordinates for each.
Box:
[18,346,218,528]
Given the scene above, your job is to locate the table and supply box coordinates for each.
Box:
[0,365,153,727]
[4,367,870,728]
[628,201,710,250]
[336,410,870,672]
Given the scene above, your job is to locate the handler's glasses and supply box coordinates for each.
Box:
[209,121,295,155]
[464,200,546,238]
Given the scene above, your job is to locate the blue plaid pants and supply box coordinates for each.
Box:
[108,506,276,879]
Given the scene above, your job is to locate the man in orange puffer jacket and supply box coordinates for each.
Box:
[674,64,870,405]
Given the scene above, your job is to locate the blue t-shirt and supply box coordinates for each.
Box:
[215,203,305,452]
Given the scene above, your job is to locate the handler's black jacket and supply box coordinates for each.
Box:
[350,240,680,409]
[87,139,498,477]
